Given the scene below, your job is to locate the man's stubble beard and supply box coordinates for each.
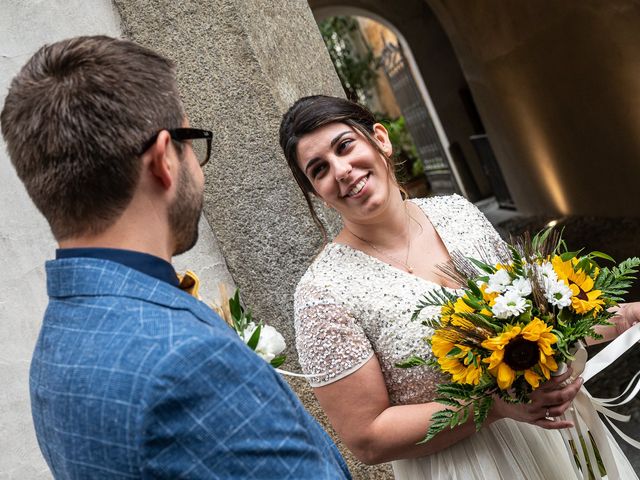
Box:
[169,164,203,256]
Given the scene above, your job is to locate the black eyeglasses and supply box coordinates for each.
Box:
[140,128,213,167]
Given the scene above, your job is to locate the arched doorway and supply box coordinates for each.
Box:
[309,0,513,207]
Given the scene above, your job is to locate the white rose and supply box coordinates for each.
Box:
[485,269,512,294]
[242,322,286,363]
[492,290,528,319]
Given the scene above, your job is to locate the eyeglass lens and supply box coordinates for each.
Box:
[190,138,208,166]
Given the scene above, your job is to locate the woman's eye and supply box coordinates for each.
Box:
[311,164,327,178]
[337,139,352,153]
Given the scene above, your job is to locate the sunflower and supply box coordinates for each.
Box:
[481,318,558,389]
[552,256,605,315]
[431,331,483,385]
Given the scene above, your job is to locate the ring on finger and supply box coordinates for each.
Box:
[545,408,551,418]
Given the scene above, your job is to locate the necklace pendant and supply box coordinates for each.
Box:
[407,266,414,274]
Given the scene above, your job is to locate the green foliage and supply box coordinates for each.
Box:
[412,288,458,322]
[377,116,422,179]
[270,355,286,368]
[228,288,287,367]
[319,16,377,103]
[395,355,429,368]
[229,289,253,339]
[594,257,640,302]
[419,384,495,443]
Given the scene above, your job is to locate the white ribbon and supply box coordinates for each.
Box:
[275,368,329,379]
[556,323,640,479]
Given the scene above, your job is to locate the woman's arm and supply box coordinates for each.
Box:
[586,302,640,345]
[313,355,583,465]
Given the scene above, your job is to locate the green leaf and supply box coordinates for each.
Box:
[589,251,615,262]
[450,410,460,427]
[246,323,262,350]
[447,347,463,357]
[467,280,483,299]
[473,396,493,431]
[468,257,496,274]
[270,355,286,368]
[459,406,471,425]
[560,250,582,261]
[229,288,242,320]
[395,356,428,368]
[418,409,455,444]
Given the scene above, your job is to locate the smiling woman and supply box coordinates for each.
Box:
[277,95,639,480]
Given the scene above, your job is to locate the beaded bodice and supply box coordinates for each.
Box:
[294,195,504,405]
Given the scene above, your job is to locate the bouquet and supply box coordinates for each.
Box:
[178,272,287,367]
[399,229,639,443]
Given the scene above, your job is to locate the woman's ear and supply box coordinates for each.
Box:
[372,122,392,156]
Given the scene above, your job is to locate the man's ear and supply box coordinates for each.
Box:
[148,130,175,190]
[372,122,393,156]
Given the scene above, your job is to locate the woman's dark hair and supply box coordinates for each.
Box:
[279,95,400,242]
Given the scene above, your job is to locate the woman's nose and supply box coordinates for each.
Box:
[334,160,353,181]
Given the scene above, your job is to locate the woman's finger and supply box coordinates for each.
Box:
[545,399,574,418]
[538,377,584,405]
[534,417,574,430]
[538,367,574,390]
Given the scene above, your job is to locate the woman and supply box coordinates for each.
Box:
[279,95,638,479]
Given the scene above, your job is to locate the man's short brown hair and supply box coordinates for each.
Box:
[0,35,184,240]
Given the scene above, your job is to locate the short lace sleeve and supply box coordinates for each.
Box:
[294,280,374,387]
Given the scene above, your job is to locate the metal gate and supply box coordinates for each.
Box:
[379,42,458,194]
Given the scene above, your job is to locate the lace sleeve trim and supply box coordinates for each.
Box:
[308,352,375,387]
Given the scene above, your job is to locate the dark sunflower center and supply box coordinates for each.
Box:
[503,336,539,370]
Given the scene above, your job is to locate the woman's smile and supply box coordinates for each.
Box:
[344,173,370,198]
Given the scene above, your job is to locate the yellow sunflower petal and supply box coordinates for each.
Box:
[496,362,516,390]
[483,349,504,370]
[524,369,542,389]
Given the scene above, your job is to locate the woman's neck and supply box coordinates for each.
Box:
[339,190,410,249]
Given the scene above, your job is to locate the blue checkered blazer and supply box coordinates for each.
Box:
[30,257,350,479]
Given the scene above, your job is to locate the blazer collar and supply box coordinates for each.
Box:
[46,257,219,327]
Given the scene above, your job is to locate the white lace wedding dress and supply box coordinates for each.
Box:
[294,194,638,480]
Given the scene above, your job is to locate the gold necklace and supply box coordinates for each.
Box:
[346,205,415,274]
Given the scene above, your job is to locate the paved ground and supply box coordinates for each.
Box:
[479,198,640,473]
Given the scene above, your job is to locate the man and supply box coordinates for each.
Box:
[1,36,350,479]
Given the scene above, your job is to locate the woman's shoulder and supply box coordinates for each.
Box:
[412,194,493,227]
[411,193,475,214]
[295,243,345,302]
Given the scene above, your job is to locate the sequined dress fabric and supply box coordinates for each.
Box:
[294,194,637,480]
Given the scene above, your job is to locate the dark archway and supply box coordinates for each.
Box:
[309,0,494,202]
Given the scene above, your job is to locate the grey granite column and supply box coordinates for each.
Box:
[114,0,392,477]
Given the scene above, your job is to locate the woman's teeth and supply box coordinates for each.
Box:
[347,176,368,197]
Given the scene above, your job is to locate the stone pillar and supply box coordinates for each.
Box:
[428,0,640,216]
[115,0,391,477]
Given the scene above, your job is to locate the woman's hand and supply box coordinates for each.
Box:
[489,368,583,429]
[587,302,640,345]
[609,302,640,334]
